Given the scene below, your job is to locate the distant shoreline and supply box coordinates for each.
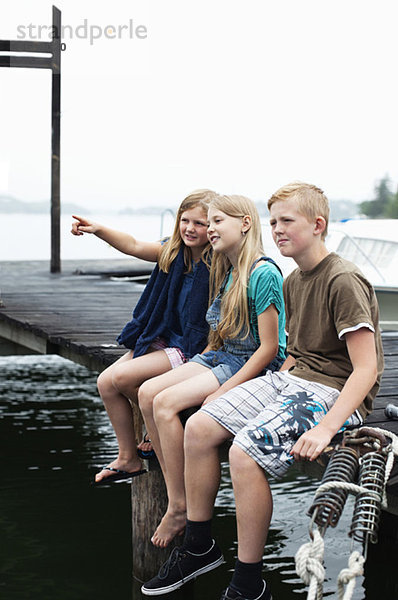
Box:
[0,195,177,216]
[0,194,360,221]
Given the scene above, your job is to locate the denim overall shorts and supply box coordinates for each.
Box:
[190,258,283,385]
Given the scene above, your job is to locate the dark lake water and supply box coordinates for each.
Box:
[0,354,396,600]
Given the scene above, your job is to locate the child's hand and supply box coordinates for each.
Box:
[71,215,98,236]
[290,423,333,462]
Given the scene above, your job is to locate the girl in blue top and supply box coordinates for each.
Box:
[71,189,216,484]
[138,194,286,547]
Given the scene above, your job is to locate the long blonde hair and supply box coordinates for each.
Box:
[158,189,217,273]
[207,194,264,349]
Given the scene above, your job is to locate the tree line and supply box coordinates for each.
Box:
[360,175,398,218]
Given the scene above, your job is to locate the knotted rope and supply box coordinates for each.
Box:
[295,528,325,600]
[336,427,398,600]
[296,426,398,600]
[370,427,398,507]
[337,551,365,600]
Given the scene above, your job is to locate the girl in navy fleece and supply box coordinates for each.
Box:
[71,189,216,484]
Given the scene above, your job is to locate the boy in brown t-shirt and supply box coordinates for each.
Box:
[141,183,384,600]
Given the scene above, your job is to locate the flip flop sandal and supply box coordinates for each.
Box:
[137,433,156,460]
[93,466,147,485]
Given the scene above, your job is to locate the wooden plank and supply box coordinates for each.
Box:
[0,40,53,52]
[0,259,150,369]
[0,56,53,68]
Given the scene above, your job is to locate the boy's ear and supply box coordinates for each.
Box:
[314,216,327,236]
[242,215,252,233]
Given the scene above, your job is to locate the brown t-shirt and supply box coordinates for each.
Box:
[284,253,384,418]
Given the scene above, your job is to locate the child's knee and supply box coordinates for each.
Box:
[185,413,210,449]
[229,444,255,475]
[111,365,131,395]
[97,367,112,395]
[138,380,155,414]
[185,412,227,455]
[152,390,173,422]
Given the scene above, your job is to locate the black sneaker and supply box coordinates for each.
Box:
[141,540,224,596]
[220,580,272,600]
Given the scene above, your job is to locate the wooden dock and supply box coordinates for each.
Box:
[1,259,398,522]
[0,259,153,370]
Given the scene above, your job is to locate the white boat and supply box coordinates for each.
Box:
[261,219,398,331]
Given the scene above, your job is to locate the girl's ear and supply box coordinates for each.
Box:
[242,215,252,234]
[314,216,327,236]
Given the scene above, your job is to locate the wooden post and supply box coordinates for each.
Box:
[130,407,199,582]
[0,5,62,273]
[50,6,61,273]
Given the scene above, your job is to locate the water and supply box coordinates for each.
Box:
[2,355,396,599]
[0,213,290,271]
[0,213,176,262]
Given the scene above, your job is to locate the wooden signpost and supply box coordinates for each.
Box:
[0,5,61,273]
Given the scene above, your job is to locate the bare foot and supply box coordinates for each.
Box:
[151,509,187,548]
[95,457,144,483]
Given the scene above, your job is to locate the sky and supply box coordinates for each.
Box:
[1,0,398,213]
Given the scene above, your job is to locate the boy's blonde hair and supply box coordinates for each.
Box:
[267,182,330,240]
[208,194,264,349]
[159,189,217,273]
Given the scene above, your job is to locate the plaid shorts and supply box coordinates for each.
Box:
[149,338,187,369]
[201,370,362,479]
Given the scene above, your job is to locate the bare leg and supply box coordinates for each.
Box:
[229,444,273,563]
[95,349,171,482]
[138,364,220,547]
[184,412,233,521]
[139,362,217,485]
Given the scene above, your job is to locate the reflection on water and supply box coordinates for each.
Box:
[0,355,396,599]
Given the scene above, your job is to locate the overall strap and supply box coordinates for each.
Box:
[249,256,283,277]
[220,257,283,299]
[219,266,233,295]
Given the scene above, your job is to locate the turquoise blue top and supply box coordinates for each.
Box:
[225,261,286,360]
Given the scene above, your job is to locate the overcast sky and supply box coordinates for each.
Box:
[1,0,398,212]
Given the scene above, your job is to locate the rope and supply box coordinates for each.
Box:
[337,551,365,600]
[313,480,381,501]
[311,476,381,600]
[367,427,398,508]
[296,426,398,600]
[333,427,398,599]
[295,528,325,600]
